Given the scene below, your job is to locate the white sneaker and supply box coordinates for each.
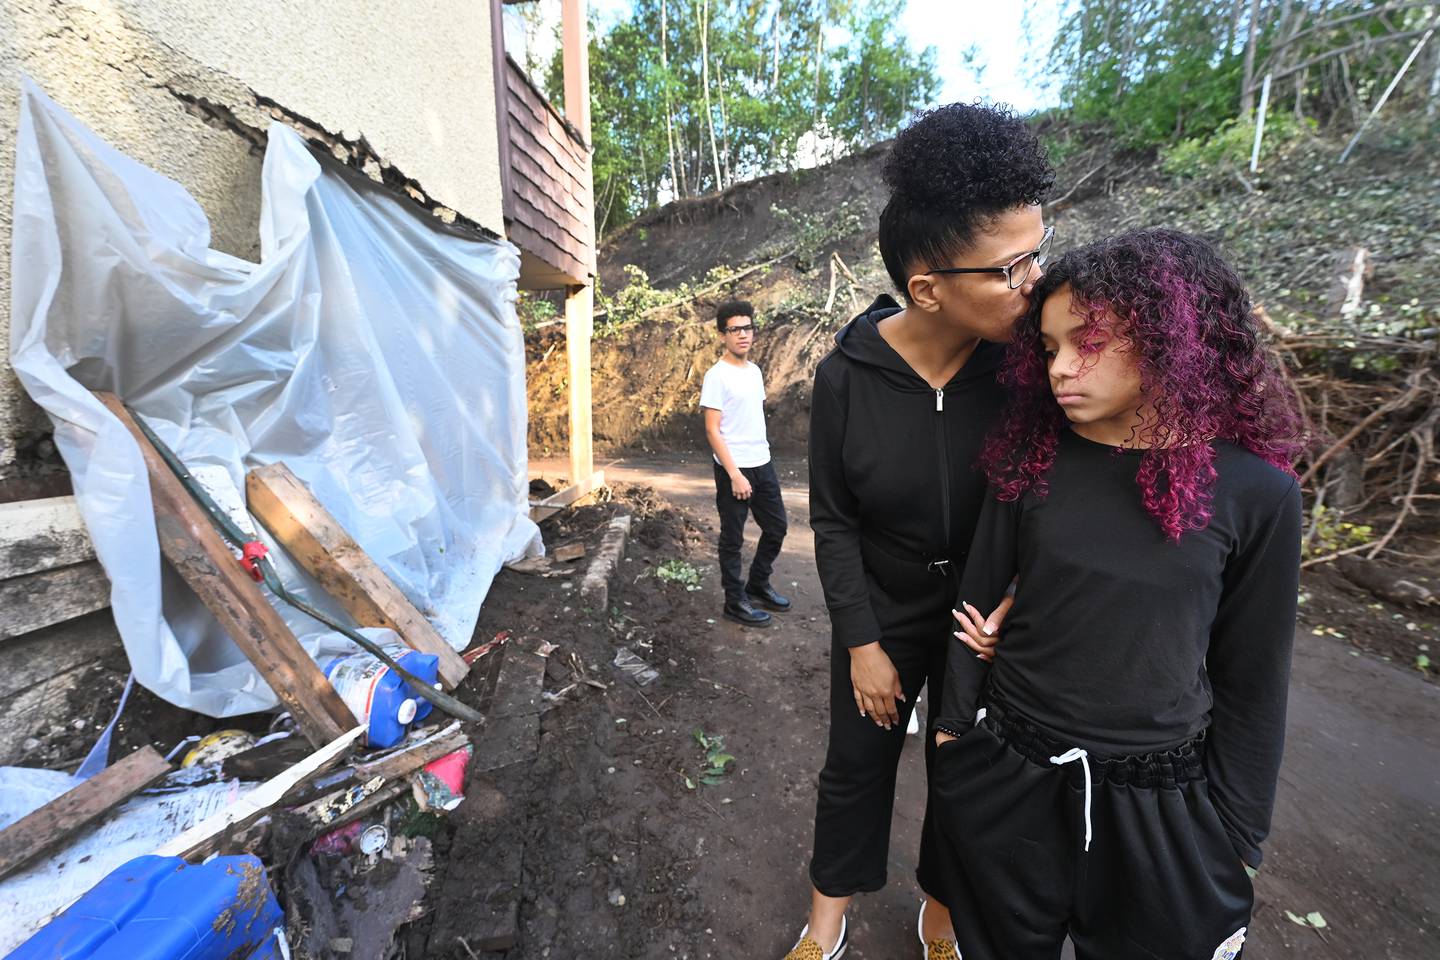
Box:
[918,900,961,959]
[783,914,848,960]
[907,692,922,735]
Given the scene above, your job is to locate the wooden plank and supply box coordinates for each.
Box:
[527,471,607,523]
[94,393,355,747]
[0,745,171,881]
[0,496,94,578]
[537,470,606,509]
[244,462,469,689]
[353,722,468,783]
[153,725,366,861]
[0,561,110,641]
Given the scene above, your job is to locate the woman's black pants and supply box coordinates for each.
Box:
[809,569,954,898]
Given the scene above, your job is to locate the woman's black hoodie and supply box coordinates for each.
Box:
[809,295,1006,648]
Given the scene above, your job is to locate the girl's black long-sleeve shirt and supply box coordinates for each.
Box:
[936,429,1302,867]
[809,297,1006,648]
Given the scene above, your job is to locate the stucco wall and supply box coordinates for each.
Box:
[0,0,504,480]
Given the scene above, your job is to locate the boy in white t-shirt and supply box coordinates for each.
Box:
[700,300,790,627]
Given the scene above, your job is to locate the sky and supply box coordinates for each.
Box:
[899,0,1064,114]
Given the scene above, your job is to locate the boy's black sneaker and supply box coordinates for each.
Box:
[723,598,772,627]
[746,583,792,612]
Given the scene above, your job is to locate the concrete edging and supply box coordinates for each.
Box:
[578,512,632,612]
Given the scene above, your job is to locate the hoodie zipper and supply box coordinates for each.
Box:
[935,388,951,560]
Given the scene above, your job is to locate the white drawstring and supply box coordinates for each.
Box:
[974,707,987,725]
[1049,747,1093,852]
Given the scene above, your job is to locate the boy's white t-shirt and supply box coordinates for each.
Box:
[699,359,771,468]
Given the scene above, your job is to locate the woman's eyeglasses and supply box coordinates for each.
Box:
[926,225,1054,290]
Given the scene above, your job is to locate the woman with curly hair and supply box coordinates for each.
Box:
[932,229,1304,960]
[787,103,1054,960]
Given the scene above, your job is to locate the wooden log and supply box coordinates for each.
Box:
[0,561,111,641]
[0,745,171,881]
[94,393,356,747]
[0,496,94,578]
[244,462,469,689]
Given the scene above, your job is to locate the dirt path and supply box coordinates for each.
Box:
[527,455,1440,959]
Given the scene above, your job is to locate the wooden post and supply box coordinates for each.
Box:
[561,0,591,143]
[94,393,355,747]
[565,284,595,488]
[245,462,469,689]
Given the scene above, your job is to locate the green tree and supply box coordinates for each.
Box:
[540,0,939,234]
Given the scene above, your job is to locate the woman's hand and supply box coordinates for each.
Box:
[934,730,958,747]
[849,642,905,730]
[952,591,1015,662]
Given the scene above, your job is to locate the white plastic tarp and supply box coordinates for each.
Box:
[0,766,256,954]
[9,79,540,716]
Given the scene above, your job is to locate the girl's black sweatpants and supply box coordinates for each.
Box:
[931,698,1255,960]
[809,550,954,899]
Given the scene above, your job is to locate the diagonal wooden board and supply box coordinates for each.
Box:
[0,746,171,881]
[94,393,356,747]
[244,462,469,688]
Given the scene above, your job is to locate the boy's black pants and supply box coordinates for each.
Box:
[713,461,787,602]
[931,699,1255,960]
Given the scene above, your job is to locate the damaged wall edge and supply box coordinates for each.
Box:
[169,87,505,244]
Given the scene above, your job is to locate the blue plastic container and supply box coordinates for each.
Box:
[8,854,283,960]
[322,646,440,747]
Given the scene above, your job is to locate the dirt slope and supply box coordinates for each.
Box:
[526,125,1437,460]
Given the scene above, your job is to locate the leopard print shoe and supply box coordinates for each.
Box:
[784,915,848,960]
[917,900,961,960]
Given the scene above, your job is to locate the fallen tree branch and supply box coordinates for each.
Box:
[590,249,796,325]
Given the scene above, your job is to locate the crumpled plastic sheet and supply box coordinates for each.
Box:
[9,79,541,716]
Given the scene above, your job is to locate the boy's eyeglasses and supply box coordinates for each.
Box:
[926,225,1054,290]
[724,324,756,334]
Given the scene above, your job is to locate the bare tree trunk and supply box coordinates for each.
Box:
[1430,4,1440,117]
[1241,0,1263,116]
[1228,0,1244,52]
[700,0,723,193]
[660,0,685,198]
[772,10,781,90]
[813,14,825,132]
[718,70,732,188]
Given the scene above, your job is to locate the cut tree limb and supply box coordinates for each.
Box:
[245,462,468,689]
[0,745,170,881]
[95,392,356,747]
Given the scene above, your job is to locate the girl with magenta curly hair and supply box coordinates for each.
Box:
[930,229,1304,960]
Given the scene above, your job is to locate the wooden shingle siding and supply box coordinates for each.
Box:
[502,55,594,284]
